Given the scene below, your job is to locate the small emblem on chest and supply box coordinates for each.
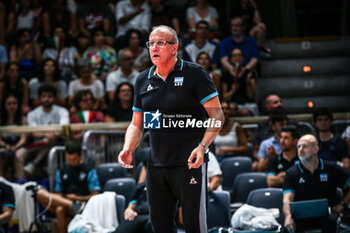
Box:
[320,173,328,182]
[174,77,184,86]
[147,84,153,91]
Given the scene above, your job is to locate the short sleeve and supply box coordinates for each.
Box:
[194,65,218,105]
[68,80,76,97]
[54,170,62,192]
[266,157,277,176]
[283,168,296,194]
[209,7,218,19]
[338,137,350,160]
[0,46,8,63]
[343,126,350,139]
[257,140,268,159]
[106,72,117,92]
[132,76,143,113]
[0,182,15,210]
[87,169,101,192]
[59,81,68,98]
[95,80,105,98]
[59,107,70,125]
[186,7,196,20]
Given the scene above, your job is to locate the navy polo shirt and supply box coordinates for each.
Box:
[219,35,259,66]
[266,153,299,177]
[132,59,218,166]
[318,135,349,162]
[283,159,350,207]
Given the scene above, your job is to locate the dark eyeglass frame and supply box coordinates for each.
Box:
[146,40,175,48]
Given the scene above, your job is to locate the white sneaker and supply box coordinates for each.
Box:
[24,162,35,175]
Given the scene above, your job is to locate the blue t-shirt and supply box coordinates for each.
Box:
[257,136,282,159]
[219,35,259,66]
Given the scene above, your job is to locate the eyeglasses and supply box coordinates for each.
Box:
[146,40,175,48]
[122,56,135,61]
[231,53,243,57]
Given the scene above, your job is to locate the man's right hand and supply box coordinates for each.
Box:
[118,149,133,168]
[284,215,295,233]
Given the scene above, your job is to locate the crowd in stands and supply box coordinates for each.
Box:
[0,0,349,232]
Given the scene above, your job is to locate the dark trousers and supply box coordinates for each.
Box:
[147,165,207,233]
[115,215,153,233]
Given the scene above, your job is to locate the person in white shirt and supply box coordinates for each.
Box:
[115,0,151,39]
[25,84,69,176]
[106,48,139,101]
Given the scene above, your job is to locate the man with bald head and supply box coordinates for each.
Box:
[252,94,298,158]
[283,134,350,232]
[118,25,224,233]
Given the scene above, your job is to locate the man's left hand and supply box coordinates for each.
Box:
[188,146,204,169]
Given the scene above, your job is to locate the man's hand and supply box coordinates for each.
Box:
[65,193,78,201]
[188,146,204,169]
[124,207,138,221]
[266,145,277,158]
[118,149,133,168]
[284,215,295,233]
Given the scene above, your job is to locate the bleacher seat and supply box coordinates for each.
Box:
[232,172,268,204]
[103,178,136,205]
[97,163,127,190]
[247,188,284,224]
[116,194,126,223]
[207,191,231,230]
[221,157,252,193]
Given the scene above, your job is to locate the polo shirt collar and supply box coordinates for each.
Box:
[147,58,184,79]
[297,158,324,174]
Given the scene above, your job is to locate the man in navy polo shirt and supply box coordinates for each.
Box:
[118,25,224,233]
[220,16,259,77]
[283,134,350,232]
[266,125,299,188]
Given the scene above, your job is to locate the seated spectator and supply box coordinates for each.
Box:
[195,52,221,95]
[214,101,247,163]
[105,82,134,122]
[122,29,151,72]
[0,181,15,233]
[313,107,350,170]
[221,48,257,116]
[0,62,30,114]
[220,16,259,74]
[342,125,350,153]
[9,29,42,80]
[233,0,266,47]
[0,94,27,180]
[7,0,41,33]
[149,0,180,35]
[25,84,69,177]
[252,94,298,156]
[283,134,350,232]
[257,113,287,172]
[36,139,101,233]
[186,0,219,40]
[42,0,78,39]
[76,0,113,49]
[70,90,104,140]
[183,21,219,68]
[68,59,106,111]
[106,49,139,101]
[0,43,8,81]
[42,26,79,83]
[29,58,67,107]
[115,0,151,48]
[266,125,299,188]
[82,27,117,81]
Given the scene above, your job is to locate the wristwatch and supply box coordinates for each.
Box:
[199,142,209,154]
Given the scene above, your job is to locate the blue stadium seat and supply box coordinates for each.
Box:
[97,163,127,190]
[221,157,252,193]
[207,191,231,230]
[116,194,126,223]
[247,188,284,224]
[232,172,267,204]
[103,178,136,205]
